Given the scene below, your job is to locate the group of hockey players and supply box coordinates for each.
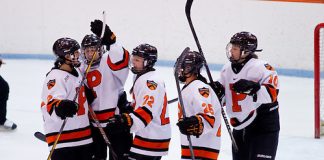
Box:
[40,17,280,160]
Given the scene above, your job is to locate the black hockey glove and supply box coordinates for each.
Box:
[55,99,78,120]
[209,81,225,102]
[117,91,133,114]
[177,115,204,138]
[232,79,260,95]
[90,19,116,50]
[105,113,133,134]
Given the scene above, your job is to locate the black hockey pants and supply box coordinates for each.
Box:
[0,75,9,125]
[91,125,133,160]
[232,103,280,160]
[51,143,93,160]
[128,152,161,160]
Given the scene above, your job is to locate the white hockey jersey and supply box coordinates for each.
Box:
[128,71,171,156]
[40,69,92,150]
[81,41,129,127]
[220,58,280,130]
[178,80,222,160]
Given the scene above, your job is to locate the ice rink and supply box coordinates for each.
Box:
[0,59,324,160]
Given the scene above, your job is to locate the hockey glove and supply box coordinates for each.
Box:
[177,115,204,138]
[0,59,3,67]
[105,113,133,134]
[232,79,260,95]
[209,81,225,102]
[55,99,78,120]
[90,19,116,50]
[117,91,133,114]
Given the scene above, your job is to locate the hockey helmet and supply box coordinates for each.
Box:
[52,37,81,67]
[81,34,104,66]
[226,31,260,63]
[178,50,204,82]
[131,43,157,74]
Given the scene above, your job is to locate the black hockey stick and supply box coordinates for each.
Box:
[185,0,238,152]
[167,97,178,104]
[174,47,196,160]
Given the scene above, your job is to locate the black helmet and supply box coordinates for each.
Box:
[178,50,204,82]
[81,34,101,49]
[53,38,80,57]
[226,31,261,63]
[230,31,258,54]
[81,34,104,66]
[52,37,81,67]
[131,43,157,74]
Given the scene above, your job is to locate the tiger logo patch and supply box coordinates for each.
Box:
[264,63,275,71]
[199,87,210,98]
[47,79,56,90]
[147,80,158,90]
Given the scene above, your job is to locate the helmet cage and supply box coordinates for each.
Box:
[81,34,104,67]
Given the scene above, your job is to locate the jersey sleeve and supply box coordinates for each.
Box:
[106,41,129,85]
[247,62,279,104]
[129,79,165,133]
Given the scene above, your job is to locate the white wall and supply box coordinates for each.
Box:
[0,0,324,70]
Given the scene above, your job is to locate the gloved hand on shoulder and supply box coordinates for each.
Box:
[209,81,225,101]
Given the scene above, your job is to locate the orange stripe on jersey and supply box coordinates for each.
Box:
[91,108,116,123]
[263,84,278,102]
[107,48,129,71]
[47,99,61,115]
[41,101,45,108]
[133,107,153,126]
[133,135,170,152]
[46,126,91,146]
[197,113,215,128]
[182,145,219,160]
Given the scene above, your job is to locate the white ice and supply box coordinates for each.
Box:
[0,59,323,160]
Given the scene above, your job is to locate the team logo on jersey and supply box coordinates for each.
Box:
[147,80,158,90]
[264,63,275,71]
[47,79,56,90]
[198,87,210,98]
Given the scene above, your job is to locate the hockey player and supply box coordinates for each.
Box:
[40,38,93,160]
[105,44,171,160]
[175,50,222,160]
[80,19,132,160]
[218,31,280,160]
[0,58,17,131]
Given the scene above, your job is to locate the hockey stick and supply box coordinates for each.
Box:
[185,0,238,152]
[174,47,195,160]
[167,97,178,104]
[34,131,46,142]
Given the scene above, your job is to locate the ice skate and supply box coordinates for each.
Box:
[0,119,17,131]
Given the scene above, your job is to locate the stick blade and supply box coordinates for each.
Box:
[34,131,46,142]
